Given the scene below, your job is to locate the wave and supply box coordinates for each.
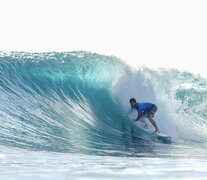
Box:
[0,51,207,155]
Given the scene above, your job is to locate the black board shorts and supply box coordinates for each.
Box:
[146,104,157,117]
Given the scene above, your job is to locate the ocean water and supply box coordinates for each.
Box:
[0,51,207,179]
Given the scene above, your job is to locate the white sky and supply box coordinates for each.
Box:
[0,0,207,77]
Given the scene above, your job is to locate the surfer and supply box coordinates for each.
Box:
[129,98,160,134]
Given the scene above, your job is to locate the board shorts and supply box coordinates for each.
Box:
[145,104,157,117]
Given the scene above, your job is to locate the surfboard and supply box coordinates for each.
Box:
[127,110,172,143]
[152,132,172,143]
[129,117,172,143]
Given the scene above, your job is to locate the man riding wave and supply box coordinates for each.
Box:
[129,98,160,134]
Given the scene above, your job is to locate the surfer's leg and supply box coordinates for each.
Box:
[148,114,160,133]
[149,105,157,118]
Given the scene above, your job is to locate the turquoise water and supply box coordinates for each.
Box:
[1,51,207,179]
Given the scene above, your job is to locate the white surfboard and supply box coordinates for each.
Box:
[129,116,172,143]
[128,110,172,143]
[139,124,172,143]
[152,132,172,143]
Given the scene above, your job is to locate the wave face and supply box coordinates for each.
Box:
[0,51,207,155]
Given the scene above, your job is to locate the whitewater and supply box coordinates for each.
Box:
[1,51,207,180]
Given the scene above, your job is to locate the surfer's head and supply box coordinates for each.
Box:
[129,98,136,108]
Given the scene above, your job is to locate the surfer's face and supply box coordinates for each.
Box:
[130,101,136,108]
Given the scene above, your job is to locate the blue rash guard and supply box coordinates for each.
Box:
[134,102,154,116]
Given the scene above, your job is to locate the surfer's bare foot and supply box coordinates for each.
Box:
[153,130,160,134]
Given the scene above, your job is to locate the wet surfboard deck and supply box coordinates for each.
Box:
[152,133,172,143]
[130,118,173,143]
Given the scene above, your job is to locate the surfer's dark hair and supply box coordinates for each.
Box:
[129,98,136,103]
